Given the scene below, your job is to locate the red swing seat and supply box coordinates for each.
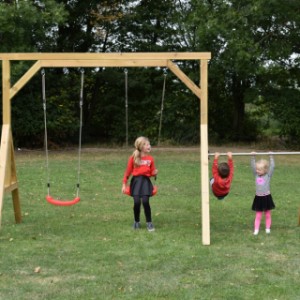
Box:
[46,195,80,206]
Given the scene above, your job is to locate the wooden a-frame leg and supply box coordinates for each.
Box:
[0,125,21,228]
[10,138,21,224]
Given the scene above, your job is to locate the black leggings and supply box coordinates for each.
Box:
[133,195,152,223]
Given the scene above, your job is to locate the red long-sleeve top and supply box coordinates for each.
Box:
[212,158,234,197]
[122,155,156,184]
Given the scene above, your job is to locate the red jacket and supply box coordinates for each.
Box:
[212,158,234,197]
[123,155,156,184]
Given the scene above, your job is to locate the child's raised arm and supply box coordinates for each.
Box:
[269,153,275,176]
[214,152,220,160]
[250,152,256,175]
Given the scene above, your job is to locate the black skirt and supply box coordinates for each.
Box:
[130,176,153,197]
[252,194,275,211]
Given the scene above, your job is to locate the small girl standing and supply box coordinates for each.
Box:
[251,152,276,235]
[122,136,158,232]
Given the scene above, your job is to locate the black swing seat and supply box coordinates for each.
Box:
[46,195,80,206]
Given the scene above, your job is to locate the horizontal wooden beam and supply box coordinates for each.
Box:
[0,52,211,61]
[40,59,169,68]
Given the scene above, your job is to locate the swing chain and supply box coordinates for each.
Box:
[158,69,167,146]
[124,68,129,147]
[77,68,85,197]
[41,69,50,195]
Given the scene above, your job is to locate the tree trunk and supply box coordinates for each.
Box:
[232,75,246,141]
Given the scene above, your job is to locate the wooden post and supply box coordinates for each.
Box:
[200,59,210,245]
[0,60,21,227]
[0,60,11,226]
[2,60,11,125]
[0,125,10,226]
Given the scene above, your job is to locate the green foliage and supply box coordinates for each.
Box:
[11,69,83,147]
[0,0,67,52]
[189,0,300,142]
[264,87,300,143]
[1,0,300,146]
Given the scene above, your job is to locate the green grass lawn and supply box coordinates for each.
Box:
[0,147,299,300]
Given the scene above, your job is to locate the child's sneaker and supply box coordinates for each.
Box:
[266,228,271,234]
[133,222,141,229]
[147,222,155,232]
[253,229,259,235]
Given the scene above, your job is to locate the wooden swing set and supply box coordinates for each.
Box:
[1,53,300,245]
[1,53,299,244]
[0,52,207,245]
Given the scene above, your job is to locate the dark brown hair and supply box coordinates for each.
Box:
[218,162,230,178]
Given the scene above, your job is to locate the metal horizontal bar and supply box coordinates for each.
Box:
[208,152,300,156]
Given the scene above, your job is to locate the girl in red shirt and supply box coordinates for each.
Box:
[210,152,234,200]
[122,136,158,231]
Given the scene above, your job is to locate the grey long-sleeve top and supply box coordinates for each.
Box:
[251,156,275,196]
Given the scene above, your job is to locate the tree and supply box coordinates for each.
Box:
[2,0,300,146]
[188,0,300,143]
[0,0,67,52]
[0,0,69,146]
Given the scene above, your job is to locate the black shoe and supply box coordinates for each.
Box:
[133,222,141,229]
[146,222,155,232]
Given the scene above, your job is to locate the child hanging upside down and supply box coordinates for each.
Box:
[210,152,234,200]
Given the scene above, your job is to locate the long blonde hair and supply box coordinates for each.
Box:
[256,159,269,174]
[132,136,149,166]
